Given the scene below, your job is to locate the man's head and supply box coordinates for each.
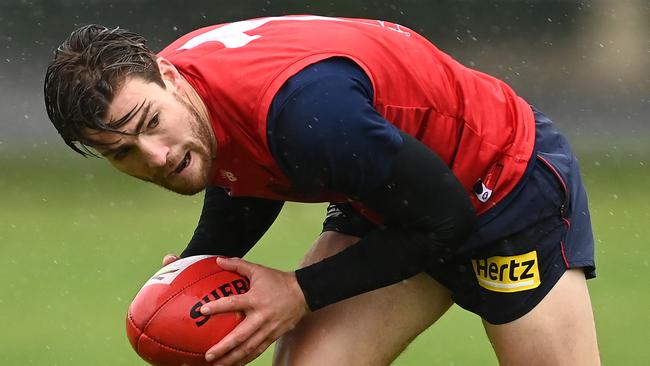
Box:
[44,25,215,195]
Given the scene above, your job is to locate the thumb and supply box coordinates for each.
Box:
[162,254,179,266]
[216,256,253,277]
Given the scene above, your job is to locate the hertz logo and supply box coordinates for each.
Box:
[472,251,540,293]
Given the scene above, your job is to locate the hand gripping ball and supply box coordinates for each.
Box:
[126,255,249,366]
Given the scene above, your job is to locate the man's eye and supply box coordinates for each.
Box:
[148,114,160,129]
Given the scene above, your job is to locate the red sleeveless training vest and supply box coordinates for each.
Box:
[158,15,535,217]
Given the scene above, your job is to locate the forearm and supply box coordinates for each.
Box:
[296,133,477,310]
[296,227,434,310]
[181,186,284,258]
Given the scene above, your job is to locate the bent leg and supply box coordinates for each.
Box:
[273,231,452,366]
[483,269,600,366]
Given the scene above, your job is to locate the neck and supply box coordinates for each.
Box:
[179,75,211,123]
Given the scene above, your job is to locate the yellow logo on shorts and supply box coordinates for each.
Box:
[472,251,540,293]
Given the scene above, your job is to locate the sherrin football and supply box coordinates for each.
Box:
[126,255,249,366]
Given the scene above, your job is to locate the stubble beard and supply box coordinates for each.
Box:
[158,95,215,196]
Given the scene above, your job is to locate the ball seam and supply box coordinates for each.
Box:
[140,332,205,356]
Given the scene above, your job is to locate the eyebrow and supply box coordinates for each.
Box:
[98,101,152,157]
[131,101,152,136]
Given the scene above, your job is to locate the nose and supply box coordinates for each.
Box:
[139,136,170,169]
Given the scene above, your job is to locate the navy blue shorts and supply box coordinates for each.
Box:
[322,108,595,324]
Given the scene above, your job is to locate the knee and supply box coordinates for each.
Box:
[272,321,348,366]
[300,231,361,267]
[272,332,298,366]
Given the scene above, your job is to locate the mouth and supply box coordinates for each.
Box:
[172,152,191,175]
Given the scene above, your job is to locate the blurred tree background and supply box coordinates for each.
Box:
[1,1,649,365]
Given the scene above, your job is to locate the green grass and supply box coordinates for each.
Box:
[0,147,648,365]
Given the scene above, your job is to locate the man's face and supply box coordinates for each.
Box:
[86,75,215,195]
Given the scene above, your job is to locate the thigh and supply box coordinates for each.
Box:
[483,269,600,366]
[273,231,453,366]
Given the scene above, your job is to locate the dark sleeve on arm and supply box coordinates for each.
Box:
[267,58,477,310]
[180,186,284,258]
[295,132,476,309]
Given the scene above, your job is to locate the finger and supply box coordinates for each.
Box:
[205,315,264,362]
[216,257,255,277]
[162,254,179,266]
[201,294,251,315]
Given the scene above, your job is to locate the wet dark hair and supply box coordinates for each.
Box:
[44,24,165,156]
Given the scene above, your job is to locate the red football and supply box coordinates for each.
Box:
[126,255,249,366]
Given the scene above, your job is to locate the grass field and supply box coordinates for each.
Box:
[1,146,649,365]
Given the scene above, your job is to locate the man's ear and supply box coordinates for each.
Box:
[156,57,183,90]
